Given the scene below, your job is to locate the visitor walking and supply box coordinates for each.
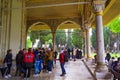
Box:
[15,50,24,76]
[59,49,66,76]
[3,49,13,79]
[23,48,34,80]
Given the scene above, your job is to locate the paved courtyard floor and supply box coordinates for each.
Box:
[0,60,94,80]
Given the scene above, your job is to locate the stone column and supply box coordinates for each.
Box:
[93,0,106,71]
[93,1,110,79]
[20,0,27,49]
[83,31,87,57]
[86,27,91,60]
[9,0,24,59]
[49,19,58,52]
[0,0,2,61]
[52,32,56,52]
[0,0,11,61]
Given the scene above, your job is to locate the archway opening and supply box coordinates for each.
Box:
[56,20,84,55]
[27,22,53,49]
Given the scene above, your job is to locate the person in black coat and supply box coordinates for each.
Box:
[105,53,111,62]
[3,49,12,78]
[15,50,24,76]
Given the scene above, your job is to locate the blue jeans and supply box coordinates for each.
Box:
[34,61,40,74]
[48,60,53,71]
[68,52,70,59]
[73,55,76,61]
[60,62,66,74]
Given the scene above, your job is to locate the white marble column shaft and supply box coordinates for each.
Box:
[96,14,105,65]
[86,28,91,59]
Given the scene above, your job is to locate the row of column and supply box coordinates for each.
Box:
[83,0,106,71]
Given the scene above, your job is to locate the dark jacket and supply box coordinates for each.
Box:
[105,53,111,61]
[16,51,24,65]
[4,53,12,64]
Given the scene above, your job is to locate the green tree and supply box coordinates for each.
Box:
[67,30,73,48]
[29,30,52,48]
[26,38,32,48]
[56,30,66,46]
[103,27,110,49]
[108,16,120,33]
[107,16,120,52]
[72,29,83,49]
[38,30,52,47]
[29,31,39,46]
[91,28,96,49]
[91,27,116,52]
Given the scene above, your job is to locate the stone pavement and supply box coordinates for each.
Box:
[0,60,94,80]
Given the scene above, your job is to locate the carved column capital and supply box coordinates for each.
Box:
[84,23,91,31]
[82,31,86,39]
[93,0,106,15]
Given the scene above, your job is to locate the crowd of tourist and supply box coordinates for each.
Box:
[1,47,83,80]
[106,54,120,73]
[105,53,120,78]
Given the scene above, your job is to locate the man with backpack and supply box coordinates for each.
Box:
[59,49,66,76]
[23,48,34,80]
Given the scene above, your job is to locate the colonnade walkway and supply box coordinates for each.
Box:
[0,60,94,80]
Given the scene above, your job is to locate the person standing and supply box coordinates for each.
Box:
[3,49,13,79]
[47,49,53,73]
[15,50,24,76]
[73,48,77,61]
[54,50,58,64]
[105,53,111,62]
[59,50,66,76]
[33,49,43,77]
[23,48,34,80]
[67,48,71,59]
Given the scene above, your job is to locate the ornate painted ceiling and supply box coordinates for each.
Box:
[25,0,120,31]
[26,0,84,19]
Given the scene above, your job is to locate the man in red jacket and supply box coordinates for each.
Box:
[23,48,34,79]
[59,50,66,76]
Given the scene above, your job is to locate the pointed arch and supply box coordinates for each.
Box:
[28,22,51,31]
[57,20,80,30]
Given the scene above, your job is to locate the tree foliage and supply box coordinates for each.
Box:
[29,30,52,47]
[72,29,83,49]
[29,31,39,45]
[39,31,52,44]
[56,30,66,46]
[108,16,120,33]
[103,27,111,49]
[26,38,32,48]
[91,27,118,52]
[66,30,73,48]
[91,28,96,49]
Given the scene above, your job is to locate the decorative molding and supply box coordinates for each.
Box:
[3,0,9,15]
[93,0,106,14]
